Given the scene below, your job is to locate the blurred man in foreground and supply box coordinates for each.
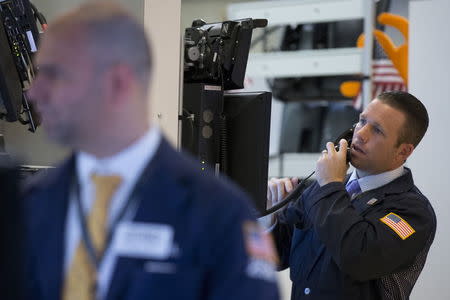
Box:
[24,2,279,299]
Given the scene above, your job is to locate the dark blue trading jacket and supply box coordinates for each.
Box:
[273,168,436,300]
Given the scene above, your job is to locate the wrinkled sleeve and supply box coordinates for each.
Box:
[204,192,280,300]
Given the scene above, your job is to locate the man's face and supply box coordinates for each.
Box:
[28,30,103,147]
[350,99,411,175]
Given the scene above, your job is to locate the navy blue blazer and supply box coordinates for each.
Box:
[23,137,279,300]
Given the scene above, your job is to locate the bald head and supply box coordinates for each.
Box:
[29,1,153,156]
[47,1,152,84]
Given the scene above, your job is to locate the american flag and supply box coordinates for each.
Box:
[353,59,407,110]
[380,212,415,240]
[243,221,279,265]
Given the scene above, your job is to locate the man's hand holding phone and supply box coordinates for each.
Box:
[316,139,350,187]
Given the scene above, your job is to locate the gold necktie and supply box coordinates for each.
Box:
[62,174,122,300]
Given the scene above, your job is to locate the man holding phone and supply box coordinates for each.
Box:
[267,91,436,299]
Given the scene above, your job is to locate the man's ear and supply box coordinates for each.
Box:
[398,143,414,162]
[103,64,134,104]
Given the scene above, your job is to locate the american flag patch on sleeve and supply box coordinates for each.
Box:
[380,212,415,240]
[243,221,279,265]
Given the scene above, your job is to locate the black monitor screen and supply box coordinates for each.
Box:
[223,91,271,214]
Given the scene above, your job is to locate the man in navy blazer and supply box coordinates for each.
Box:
[24,2,279,300]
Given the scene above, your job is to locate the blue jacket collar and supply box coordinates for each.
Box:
[31,156,75,300]
[104,137,191,300]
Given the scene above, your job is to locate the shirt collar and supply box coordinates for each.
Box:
[348,165,405,193]
[76,126,161,186]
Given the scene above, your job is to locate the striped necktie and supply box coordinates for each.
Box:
[62,174,122,300]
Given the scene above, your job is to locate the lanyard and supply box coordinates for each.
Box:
[72,174,141,269]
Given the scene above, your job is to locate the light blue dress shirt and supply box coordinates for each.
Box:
[347,165,405,193]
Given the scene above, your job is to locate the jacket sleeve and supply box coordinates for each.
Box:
[302,181,436,281]
[272,183,316,270]
[271,221,293,271]
[203,189,280,300]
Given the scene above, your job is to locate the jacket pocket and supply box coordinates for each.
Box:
[124,266,203,300]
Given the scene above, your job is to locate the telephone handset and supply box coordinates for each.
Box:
[333,125,355,163]
[261,125,356,217]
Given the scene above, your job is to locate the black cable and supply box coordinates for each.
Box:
[19,93,36,132]
[219,115,227,173]
[181,108,195,150]
[29,2,47,26]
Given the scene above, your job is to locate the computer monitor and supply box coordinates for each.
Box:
[223,91,271,214]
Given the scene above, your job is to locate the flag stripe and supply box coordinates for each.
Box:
[380,213,415,240]
[385,214,414,234]
[383,218,412,239]
[352,59,407,110]
[385,218,410,236]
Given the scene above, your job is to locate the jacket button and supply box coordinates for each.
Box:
[304,287,311,295]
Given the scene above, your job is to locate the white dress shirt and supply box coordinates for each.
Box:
[64,126,161,300]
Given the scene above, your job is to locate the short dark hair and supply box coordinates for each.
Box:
[376,91,429,147]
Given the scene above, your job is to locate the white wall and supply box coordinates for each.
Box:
[408,0,450,298]
[144,0,181,145]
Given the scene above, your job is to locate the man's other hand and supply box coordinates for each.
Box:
[267,177,299,223]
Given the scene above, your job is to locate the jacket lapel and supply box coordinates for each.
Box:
[34,157,74,300]
[105,138,189,300]
[351,168,415,214]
